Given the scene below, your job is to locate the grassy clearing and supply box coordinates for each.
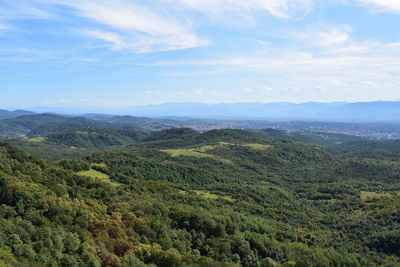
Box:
[76,131,89,136]
[194,190,234,202]
[218,142,233,146]
[162,143,272,163]
[161,148,232,164]
[77,168,109,179]
[77,168,118,187]
[242,143,272,150]
[27,137,46,143]
[360,191,391,201]
[179,190,234,202]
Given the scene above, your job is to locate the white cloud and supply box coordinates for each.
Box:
[0,24,7,36]
[288,26,351,47]
[326,80,348,87]
[152,35,400,99]
[282,86,300,92]
[45,0,207,52]
[193,89,203,94]
[363,81,379,87]
[315,86,327,92]
[0,2,54,20]
[55,99,72,103]
[355,0,400,13]
[50,98,87,103]
[315,29,350,46]
[262,87,273,94]
[244,88,253,92]
[145,90,163,95]
[82,30,123,50]
[169,0,313,18]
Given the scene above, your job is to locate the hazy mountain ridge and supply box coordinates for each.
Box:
[2,101,400,140]
[25,101,400,122]
[115,101,400,121]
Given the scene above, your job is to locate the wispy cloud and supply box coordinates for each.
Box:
[355,0,400,13]
[168,0,314,19]
[82,30,123,50]
[44,0,207,52]
[150,31,400,98]
[0,24,7,36]
[287,26,352,47]
[0,1,54,20]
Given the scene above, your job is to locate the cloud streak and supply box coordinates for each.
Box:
[44,0,207,52]
[355,0,400,13]
[168,0,313,18]
[151,30,400,99]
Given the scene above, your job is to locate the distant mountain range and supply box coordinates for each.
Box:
[28,101,400,122]
[140,101,400,122]
[117,101,400,122]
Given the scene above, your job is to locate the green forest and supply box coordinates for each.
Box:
[1,125,400,266]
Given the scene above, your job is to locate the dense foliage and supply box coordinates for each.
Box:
[7,127,149,161]
[1,128,400,266]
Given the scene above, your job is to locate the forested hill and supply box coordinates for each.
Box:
[0,114,114,138]
[0,110,34,120]
[7,127,149,161]
[1,128,400,266]
[0,113,179,139]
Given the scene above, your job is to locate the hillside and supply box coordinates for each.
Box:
[7,127,149,161]
[0,114,116,138]
[1,129,400,266]
[335,139,400,160]
[0,110,35,120]
[0,113,185,139]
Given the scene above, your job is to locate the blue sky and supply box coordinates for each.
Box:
[0,0,400,109]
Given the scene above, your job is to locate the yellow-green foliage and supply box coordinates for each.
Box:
[360,191,391,201]
[162,142,272,163]
[91,162,107,168]
[161,147,232,163]
[242,143,272,150]
[0,248,18,266]
[77,168,118,187]
[75,130,89,136]
[179,190,234,202]
[78,168,109,179]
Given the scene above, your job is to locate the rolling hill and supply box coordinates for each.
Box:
[7,127,149,161]
[1,128,400,266]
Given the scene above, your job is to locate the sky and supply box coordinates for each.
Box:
[0,0,400,109]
